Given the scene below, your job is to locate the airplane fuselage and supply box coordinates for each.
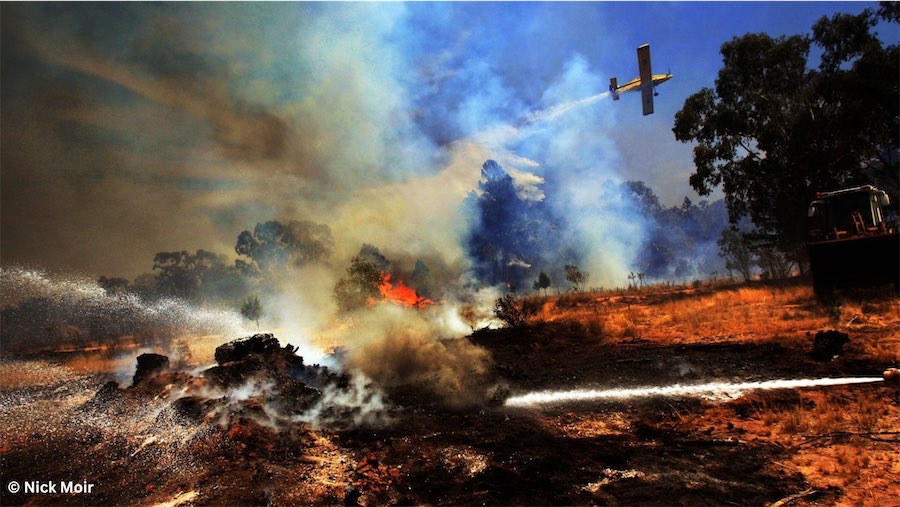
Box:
[613,73,672,94]
[609,44,672,115]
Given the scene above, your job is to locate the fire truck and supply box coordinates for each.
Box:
[807,185,899,294]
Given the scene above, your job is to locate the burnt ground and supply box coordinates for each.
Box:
[1,315,898,505]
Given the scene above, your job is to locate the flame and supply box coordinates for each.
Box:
[378,273,435,309]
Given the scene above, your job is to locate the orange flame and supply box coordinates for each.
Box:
[378,273,435,309]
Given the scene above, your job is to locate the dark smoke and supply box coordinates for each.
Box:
[463,161,732,291]
[625,182,731,281]
[464,160,579,291]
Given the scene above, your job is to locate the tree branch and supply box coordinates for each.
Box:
[738,138,763,161]
[767,488,818,507]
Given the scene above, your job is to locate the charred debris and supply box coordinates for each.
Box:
[88,334,353,427]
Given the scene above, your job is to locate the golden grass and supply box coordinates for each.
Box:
[530,284,900,351]
[0,360,81,388]
[667,386,899,504]
[527,282,900,505]
[63,354,126,373]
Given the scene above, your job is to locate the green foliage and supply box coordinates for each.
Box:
[532,271,551,296]
[493,294,536,328]
[240,295,263,330]
[235,219,334,272]
[152,249,243,302]
[717,229,756,282]
[332,246,386,314]
[564,264,588,292]
[624,181,732,280]
[673,8,899,269]
[757,246,793,280]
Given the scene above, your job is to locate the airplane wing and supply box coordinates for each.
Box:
[637,44,653,115]
[637,44,652,85]
[641,87,654,115]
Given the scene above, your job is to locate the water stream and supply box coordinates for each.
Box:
[504,376,884,408]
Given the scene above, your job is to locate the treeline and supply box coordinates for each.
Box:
[97,219,335,306]
[673,4,899,273]
[0,220,338,354]
[464,159,733,293]
[625,182,731,282]
[1,218,451,353]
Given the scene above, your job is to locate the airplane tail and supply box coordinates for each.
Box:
[609,77,620,100]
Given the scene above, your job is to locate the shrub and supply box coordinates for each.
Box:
[493,294,537,328]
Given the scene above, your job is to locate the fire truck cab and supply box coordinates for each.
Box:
[808,185,895,241]
[807,185,899,294]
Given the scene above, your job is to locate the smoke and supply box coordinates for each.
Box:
[333,304,492,406]
[293,373,391,428]
[0,3,735,418]
[1,3,650,287]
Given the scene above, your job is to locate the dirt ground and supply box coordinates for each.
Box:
[1,281,898,506]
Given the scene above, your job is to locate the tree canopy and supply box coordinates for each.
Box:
[673,5,899,269]
[235,219,334,272]
[240,295,263,330]
[332,245,388,314]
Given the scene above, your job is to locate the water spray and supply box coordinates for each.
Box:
[1,266,251,339]
[504,376,887,408]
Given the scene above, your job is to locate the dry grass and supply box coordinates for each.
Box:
[640,286,827,343]
[0,360,82,388]
[675,385,900,504]
[527,282,900,505]
[530,284,900,352]
[764,391,889,437]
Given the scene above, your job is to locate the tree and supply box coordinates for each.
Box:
[465,160,571,290]
[332,245,387,314]
[673,7,899,271]
[240,295,263,330]
[624,181,731,281]
[152,250,223,301]
[152,249,250,303]
[532,271,551,296]
[97,276,129,295]
[757,246,793,280]
[717,228,756,282]
[624,181,663,217]
[235,219,334,272]
[564,264,587,292]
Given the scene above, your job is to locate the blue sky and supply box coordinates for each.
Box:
[1,2,892,279]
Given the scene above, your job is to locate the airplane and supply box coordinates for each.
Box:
[609,44,673,115]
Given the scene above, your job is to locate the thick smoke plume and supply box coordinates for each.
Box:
[0,4,737,425]
[322,304,493,407]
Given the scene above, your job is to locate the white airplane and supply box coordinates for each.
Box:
[609,44,673,115]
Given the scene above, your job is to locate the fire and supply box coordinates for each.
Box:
[378,273,435,309]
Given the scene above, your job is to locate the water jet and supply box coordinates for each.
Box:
[504,376,885,408]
